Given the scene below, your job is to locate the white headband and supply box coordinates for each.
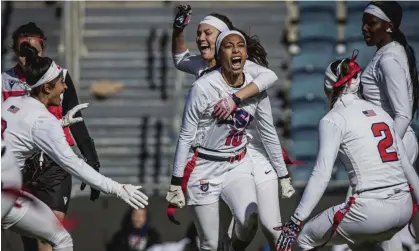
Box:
[324,61,361,94]
[199,16,229,32]
[31,61,62,89]
[216,30,246,54]
[364,5,391,22]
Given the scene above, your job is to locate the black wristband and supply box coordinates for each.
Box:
[279,174,290,179]
[171,176,183,186]
[231,93,242,106]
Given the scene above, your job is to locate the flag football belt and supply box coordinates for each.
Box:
[192,146,247,163]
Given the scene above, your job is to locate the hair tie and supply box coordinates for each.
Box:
[333,50,361,88]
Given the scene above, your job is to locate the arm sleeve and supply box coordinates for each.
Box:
[62,72,99,164]
[244,60,278,92]
[172,49,206,76]
[172,83,208,177]
[395,129,419,202]
[294,117,344,221]
[31,117,118,194]
[379,57,412,138]
[255,92,288,177]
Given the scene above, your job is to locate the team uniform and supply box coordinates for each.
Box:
[2,64,100,214]
[1,140,73,251]
[361,41,418,163]
[172,67,284,250]
[293,94,419,251]
[334,41,419,251]
[173,50,289,243]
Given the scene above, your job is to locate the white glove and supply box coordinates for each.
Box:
[280,177,295,198]
[61,103,89,127]
[115,184,149,209]
[166,184,186,208]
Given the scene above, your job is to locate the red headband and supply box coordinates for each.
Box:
[18,36,44,43]
[333,50,361,88]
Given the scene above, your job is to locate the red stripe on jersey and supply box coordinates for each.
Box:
[2,90,27,100]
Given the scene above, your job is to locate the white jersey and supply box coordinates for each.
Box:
[1,96,118,194]
[173,50,287,177]
[294,94,414,221]
[1,65,68,102]
[361,41,413,138]
[173,69,282,177]
[173,50,278,92]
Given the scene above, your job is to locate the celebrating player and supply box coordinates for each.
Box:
[2,140,74,251]
[171,6,294,250]
[275,55,419,251]
[166,30,290,251]
[1,22,102,251]
[1,44,149,250]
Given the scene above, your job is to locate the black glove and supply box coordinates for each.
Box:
[78,138,101,201]
[173,4,192,31]
[274,215,304,251]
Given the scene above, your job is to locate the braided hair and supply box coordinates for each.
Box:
[369,1,419,118]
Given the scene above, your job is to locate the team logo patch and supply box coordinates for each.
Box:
[199,180,209,192]
[7,105,20,114]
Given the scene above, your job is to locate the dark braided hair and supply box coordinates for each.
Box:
[199,13,269,77]
[12,22,46,53]
[326,59,351,109]
[19,42,61,96]
[369,1,419,118]
[209,13,269,68]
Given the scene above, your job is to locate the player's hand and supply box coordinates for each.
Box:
[61,103,89,127]
[173,4,192,31]
[214,95,237,120]
[279,176,295,198]
[166,184,186,208]
[116,184,149,209]
[274,215,304,251]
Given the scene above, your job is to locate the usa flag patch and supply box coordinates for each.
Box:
[362,109,376,117]
[7,105,20,114]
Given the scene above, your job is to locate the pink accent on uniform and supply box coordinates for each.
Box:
[333,50,361,88]
[167,150,199,225]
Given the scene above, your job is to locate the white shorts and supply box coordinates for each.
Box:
[186,151,254,206]
[248,143,278,185]
[298,185,413,250]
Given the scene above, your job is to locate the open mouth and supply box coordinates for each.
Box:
[363,34,371,42]
[231,56,242,70]
[199,44,210,54]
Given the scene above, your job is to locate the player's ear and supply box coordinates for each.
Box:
[42,82,53,94]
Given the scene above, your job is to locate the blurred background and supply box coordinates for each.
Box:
[1,1,419,251]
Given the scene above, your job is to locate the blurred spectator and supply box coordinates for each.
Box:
[146,223,199,251]
[106,208,160,251]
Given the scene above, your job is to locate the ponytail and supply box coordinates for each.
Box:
[392,29,419,118]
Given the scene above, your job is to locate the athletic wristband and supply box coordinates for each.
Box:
[291,215,304,228]
[279,174,290,179]
[171,175,183,186]
[231,93,242,106]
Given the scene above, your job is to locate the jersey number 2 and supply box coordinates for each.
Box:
[371,122,399,162]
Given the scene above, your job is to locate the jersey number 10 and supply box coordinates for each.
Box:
[371,122,399,162]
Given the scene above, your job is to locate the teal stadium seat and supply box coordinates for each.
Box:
[291,99,327,129]
[291,72,326,100]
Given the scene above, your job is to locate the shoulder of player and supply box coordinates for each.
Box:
[193,70,221,87]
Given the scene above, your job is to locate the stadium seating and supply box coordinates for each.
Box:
[290,72,325,100]
[291,98,327,129]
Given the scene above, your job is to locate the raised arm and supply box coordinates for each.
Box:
[380,56,412,138]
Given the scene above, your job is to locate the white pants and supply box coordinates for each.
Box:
[334,129,419,251]
[298,187,413,251]
[2,191,73,251]
[188,154,258,251]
